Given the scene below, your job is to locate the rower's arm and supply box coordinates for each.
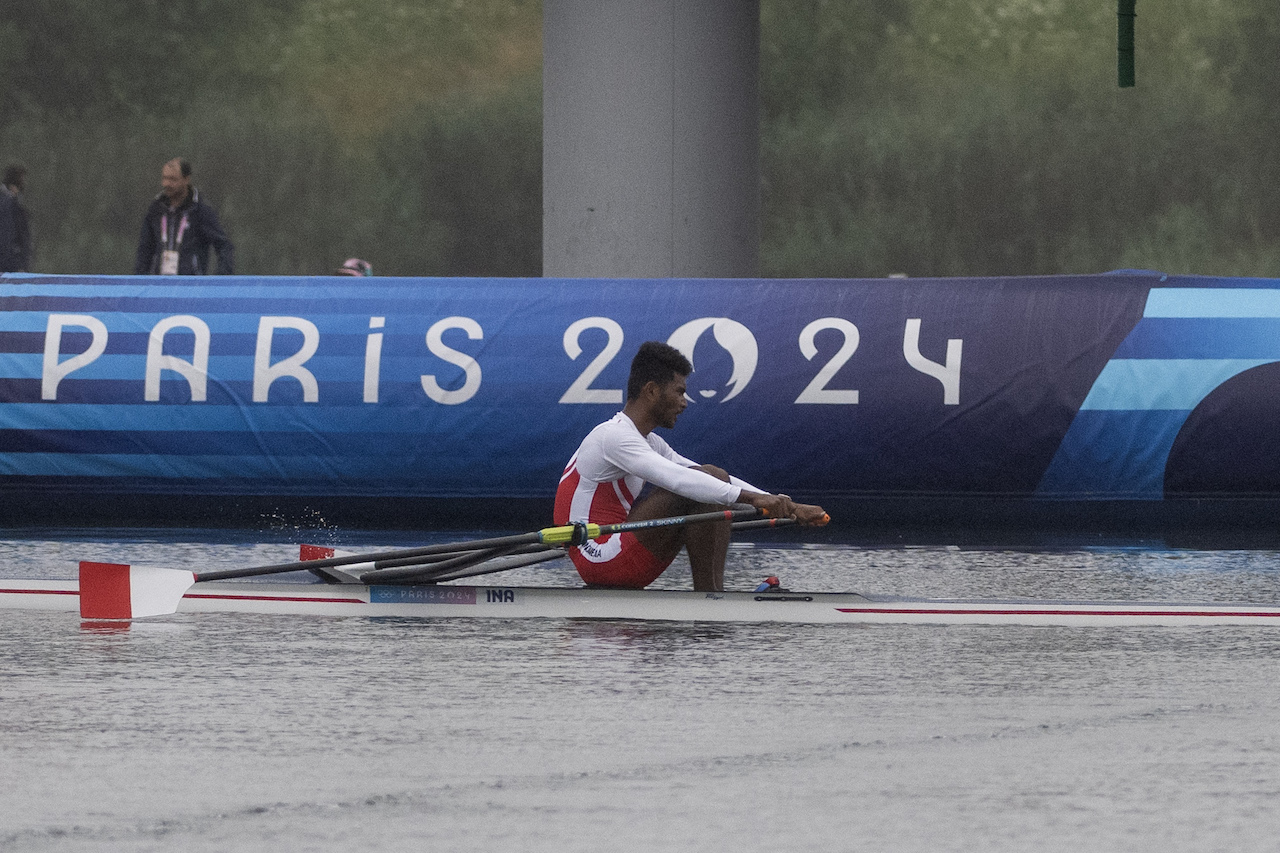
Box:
[605,431,743,506]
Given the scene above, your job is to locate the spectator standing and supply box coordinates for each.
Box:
[0,165,31,272]
[134,158,235,275]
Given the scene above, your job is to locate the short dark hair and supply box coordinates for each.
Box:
[626,341,692,400]
[3,165,26,192]
[168,158,192,178]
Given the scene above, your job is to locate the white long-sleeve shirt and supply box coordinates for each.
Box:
[554,412,760,525]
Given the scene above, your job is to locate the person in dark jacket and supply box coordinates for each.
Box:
[134,158,235,275]
[0,164,31,273]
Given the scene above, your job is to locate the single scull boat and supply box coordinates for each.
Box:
[3,511,1278,627]
[4,569,1280,626]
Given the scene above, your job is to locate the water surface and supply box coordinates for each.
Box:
[2,530,1279,852]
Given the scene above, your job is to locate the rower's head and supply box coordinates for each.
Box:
[627,342,692,401]
[626,342,691,429]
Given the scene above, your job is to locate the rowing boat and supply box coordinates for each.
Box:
[5,572,1280,626]
[4,513,1279,627]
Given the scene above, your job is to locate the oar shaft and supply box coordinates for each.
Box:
[375,514,786,586]
[412,549,567,583]
[196,508,762,582]
[196,531,544,581]
[361,543,527,584]
[730,517,797,532]
[368,543,553,571]
[365,510,763,584]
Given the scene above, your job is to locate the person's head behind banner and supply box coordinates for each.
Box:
[336,258,373,277]
[2,165,26,193]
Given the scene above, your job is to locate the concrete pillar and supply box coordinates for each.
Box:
[543,0,760,278]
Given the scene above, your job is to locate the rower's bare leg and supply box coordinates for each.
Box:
[628,465,733,592]
[684,505,730,592]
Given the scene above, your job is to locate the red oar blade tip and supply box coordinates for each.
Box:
[299,544,336,561]
[78,561,196,620]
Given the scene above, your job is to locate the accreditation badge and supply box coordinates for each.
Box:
[160,250,180,275]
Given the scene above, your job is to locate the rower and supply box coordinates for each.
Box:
[554,341,828,592]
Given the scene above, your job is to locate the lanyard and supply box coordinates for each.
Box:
[160,210,191,249]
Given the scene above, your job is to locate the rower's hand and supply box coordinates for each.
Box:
[744,493,830,526]
[743,491,793,519]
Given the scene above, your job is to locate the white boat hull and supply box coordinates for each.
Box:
[5,578,1280,626]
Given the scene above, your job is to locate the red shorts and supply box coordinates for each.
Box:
[569,531,673,588]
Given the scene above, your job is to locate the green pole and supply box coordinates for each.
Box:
[1118,0,1136,87]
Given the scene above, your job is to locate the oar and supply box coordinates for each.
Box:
[365,542,555,572]
[78,508,767,618]
[364,516,801,586]
[731,517,798,532]
[360,543,532,584]
[356,510,792,584]
[195,507,763,583]
[382,549,568,585]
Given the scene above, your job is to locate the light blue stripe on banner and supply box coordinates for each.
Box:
[0,311,397,333]
[1144,288,1280,318]
[0,356,479,388]
[1079,359,1273,411]
[0,403,423,433]
[0,452,418,479]
[0,354,373,381]
[0,453,525,487]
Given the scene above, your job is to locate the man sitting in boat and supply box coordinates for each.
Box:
[554,341,828,592]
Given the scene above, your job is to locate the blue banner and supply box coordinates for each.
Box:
[1,271,1277,505]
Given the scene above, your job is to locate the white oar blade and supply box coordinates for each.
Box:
[78,561,196,620]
